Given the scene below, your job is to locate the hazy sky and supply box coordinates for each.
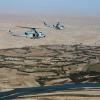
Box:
[0,0,100,15]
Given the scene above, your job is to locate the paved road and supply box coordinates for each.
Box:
[0,83,100,100]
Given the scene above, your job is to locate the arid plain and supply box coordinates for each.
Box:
[0,14,100,49]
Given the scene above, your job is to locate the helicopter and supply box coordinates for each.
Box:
[43,21,64,30]
[9,26,45,39]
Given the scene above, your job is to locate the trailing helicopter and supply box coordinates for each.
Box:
[9,26,45,39]
[43,21,64,30]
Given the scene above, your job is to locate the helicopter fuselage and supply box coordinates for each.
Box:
[25,31,45,39]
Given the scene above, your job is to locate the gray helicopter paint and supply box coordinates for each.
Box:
[9,26,45,39]
[43,21,64,30]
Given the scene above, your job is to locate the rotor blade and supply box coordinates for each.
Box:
[16,26,46,30]
[16,26,40,29]
[16,26,35,29]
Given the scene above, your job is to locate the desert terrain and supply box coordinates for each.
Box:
[0,14,100,49]
[0,14,100,99]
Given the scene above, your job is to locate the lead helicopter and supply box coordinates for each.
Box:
[9,26,45,39]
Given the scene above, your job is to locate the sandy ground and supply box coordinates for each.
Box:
[0,14,100,49]
[16,90,100,100]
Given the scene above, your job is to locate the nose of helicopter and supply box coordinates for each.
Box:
[41,33,45,37]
